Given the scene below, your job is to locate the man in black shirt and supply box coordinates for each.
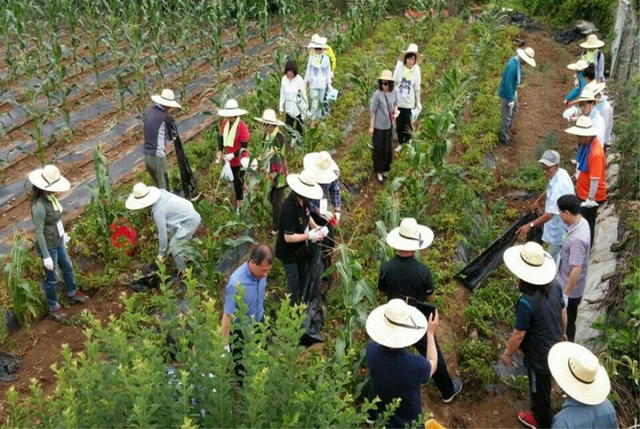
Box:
[378,218,463,403]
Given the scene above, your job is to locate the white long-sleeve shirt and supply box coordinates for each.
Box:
[392,61,421,109]
[151,190,199,255]
[304,54,331,90]
[279,75,308,118]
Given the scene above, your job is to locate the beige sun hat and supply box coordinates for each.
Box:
[151,89,182,108]
[400,43,422,63]
[580,34,605,49]
[570,89,598,104]
[565,115,598,137]
[567,60,589,71]
[386,218,434,251]
[303,151,339,184]
[307,34,328,50]
[366,299,428,349]
[584,81,606,96]
[516,47,536,67]
[503,241,556,285]
[378,69,393,81]
[548,342,611,405]
[254,109,285,126]
[125,183,161,210]
[28,165,71,193]
[286,170,324,200]
[218,99,248,117]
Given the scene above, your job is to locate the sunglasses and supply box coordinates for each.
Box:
[381,81,389,86]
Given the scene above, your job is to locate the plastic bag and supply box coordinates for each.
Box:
[221,161,234,182]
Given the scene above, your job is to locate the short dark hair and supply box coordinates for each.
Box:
[284,60,298,76]
[378,80,395,91]
[251,244,274,265]
[404,53,417,65]
[583,63,596,81]
[518,279,551,297]
[557,194,581,215]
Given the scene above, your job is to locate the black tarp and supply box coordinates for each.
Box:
[173,133,197,200]
[299,243,326,346]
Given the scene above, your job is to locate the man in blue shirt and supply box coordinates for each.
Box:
[365,299,439,428]
[498,47,536,146]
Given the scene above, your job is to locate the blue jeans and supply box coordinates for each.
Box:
[41,244,78,311]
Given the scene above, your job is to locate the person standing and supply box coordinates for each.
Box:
[365,299,439,428]
[304,37,332,126]
[571,89,606,148]
[126,183,201,273]
[29,165,90,322]
[378,218,463,404]
[498,47,536,146]
[392,43,422,153]
[143,89,182,190]
[369,69,399,183]
[517,150,575,258]
[555,194,591,342]
[563,60,588,105]
[548,342,617,429]
[564,116,606,247]
[579,34,606,83]
[586,82,614,147]
[279,60,308,147]
[501,241,567,429]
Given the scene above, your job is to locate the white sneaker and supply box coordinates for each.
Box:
[395,144,403,153]
[376,173,383,182]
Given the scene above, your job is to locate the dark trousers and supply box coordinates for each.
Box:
[580,202,603,247]
[567,296,582,342]
[372,128,392,174]
[283,259,309,305]
[396,107,413,145]
[527,368,552,428]
[269,186,285,231]
[311,212,335,275]
[231,165,245,202]
[285,113,304,138]
[413,335,455,398]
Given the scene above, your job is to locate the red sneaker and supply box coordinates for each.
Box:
[69,291,90,304]
[49,307,66,322]
[518,411,537,429]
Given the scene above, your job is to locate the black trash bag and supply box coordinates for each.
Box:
[0,352,21,382]
[128,262,161,293]
[454,212,537,291]
[174,133,198,200]
[299,243,325,346]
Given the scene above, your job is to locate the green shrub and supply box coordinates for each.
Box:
[516,0,617,34]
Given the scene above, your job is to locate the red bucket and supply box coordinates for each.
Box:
[110,218,137,255]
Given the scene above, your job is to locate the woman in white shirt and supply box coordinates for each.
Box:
[392,44,422,153]
[279,60,308,146]
[305,38,332,125]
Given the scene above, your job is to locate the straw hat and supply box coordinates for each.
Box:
[386,218,434,251]
[378,69,393,81]
[548,342,611,405]
[125,183,161,210]
[567,60,589,71]
[400,43,422,63]
[151,89,182,108]
[366,299,428,349]
[254,109,285,126]
[286,170,323,200]
[565,115,599,137]
[28,165,71,193]
[218,99,248,117]
[303,151,339,184]
[570,89,597,104]
[516,47,536,67]
[584,82,606,96]
[503,241,556,285]
[580,34,605,49]
[307,34,328,49]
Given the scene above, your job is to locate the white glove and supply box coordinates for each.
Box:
[319,226,329,237]
[319,210,334,222]
[508,101,515,111]
[580,199,599,208]
[43,257,54,271]
[308,229,320,243]
[335,212,341,223]
[240,157,250,169]
[562,294,569,308]
[224,153,234,162]
[63,233,70,245]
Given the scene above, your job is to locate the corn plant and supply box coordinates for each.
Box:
[436,67,476,122]
[417,108,455,170]
[86,145,119,257]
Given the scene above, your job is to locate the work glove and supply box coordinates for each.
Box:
[562,294,569,308]
[240,157,250,169]
[63,233,70,245]
[43,257,54,271]
[335,212,341,223]
[222,344,231,358]
[580,199,599,208]
[508,101,515,111]
[319,210,334,222]
[308,229,321,243]
[224,153,234,162]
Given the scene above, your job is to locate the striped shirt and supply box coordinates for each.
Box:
[555,218,591,298]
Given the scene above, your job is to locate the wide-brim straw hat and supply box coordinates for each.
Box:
[218,99,248,117]
[567,60,589,71]
[580,34,605,49]
[584,82,606,96]
[517,47,536,67]
[378,69,393,81]
[307,34,328,49]
[503,241,556,285]
[151,89,182,108]
[386,218,434,251]
[303,151,339,184]
[565,115,599,137]
[570,89,597,104]
[126,183,161,210]
[28,165,71,193]
[366,299,428,349]
[548,342,611,405]
[286,170,323,200]
[400,43,422,63]
[254,109,285,126]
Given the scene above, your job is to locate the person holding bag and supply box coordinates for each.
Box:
[369,70,399,183]
[393,43,422,153]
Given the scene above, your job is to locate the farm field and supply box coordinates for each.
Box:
[0,0,636,427]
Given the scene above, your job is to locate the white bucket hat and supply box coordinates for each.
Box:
[565,115,598,137]
[307,34,328,49]
[254,109,285,126]
[516,47,536,67]
[366,299,428,349]
[218,99,248,117]
[125,183,161,210]
[303,151,339,184]
[151,89,182,108]
[400,43,422,63]
[567,60,589,71]
[503,241,556,285]
[386,218,434,251]
[286,170,323,200]
[28,165,71,193]
[548,342,611,405]
[378,69,393,81]
[580,34,605,49]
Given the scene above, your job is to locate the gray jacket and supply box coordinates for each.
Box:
[370,90,397,130]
